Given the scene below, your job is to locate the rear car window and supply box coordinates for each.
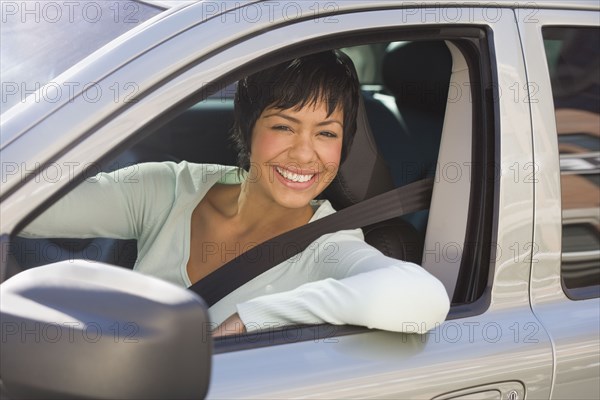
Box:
[543,26,600,295]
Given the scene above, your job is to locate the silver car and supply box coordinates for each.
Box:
[1,1,599,399]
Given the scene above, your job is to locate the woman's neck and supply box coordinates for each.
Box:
[225,180,314,238]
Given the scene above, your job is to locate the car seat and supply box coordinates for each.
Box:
[374,41,453,233]
[323,95,423,263]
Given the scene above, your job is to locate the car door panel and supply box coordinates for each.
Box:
[208,309,548,398]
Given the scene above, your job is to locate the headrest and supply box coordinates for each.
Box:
[382,41,452,114]
[323,95,395,209]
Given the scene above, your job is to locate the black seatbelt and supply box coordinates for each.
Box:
[189,177,434,306]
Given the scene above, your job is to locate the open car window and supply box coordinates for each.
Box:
[8,27,496,345]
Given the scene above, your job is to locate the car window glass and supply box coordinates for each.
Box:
[543,27,600,294]
[0,0,162,115]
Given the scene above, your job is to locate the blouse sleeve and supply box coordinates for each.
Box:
[236,234,450,334]
[19,162,177,240]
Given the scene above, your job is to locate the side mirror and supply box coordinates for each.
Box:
[0,261,212,399]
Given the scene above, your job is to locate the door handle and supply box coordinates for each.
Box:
[433,381,525,400]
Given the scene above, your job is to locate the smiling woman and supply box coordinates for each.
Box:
[18,50,450,336]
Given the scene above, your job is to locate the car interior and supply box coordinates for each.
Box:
[10,36,491,311]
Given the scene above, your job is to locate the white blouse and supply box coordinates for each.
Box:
[22,161,450,333]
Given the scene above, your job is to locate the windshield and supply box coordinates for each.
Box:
[1,0,163,115]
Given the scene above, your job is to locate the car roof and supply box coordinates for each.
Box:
[140,0,599,12]
[137,0,195,10]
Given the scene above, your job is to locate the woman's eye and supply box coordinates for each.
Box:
[273,125,291,132]
[319,131,338,138]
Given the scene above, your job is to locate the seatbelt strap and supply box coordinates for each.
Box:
[189,177,433,306]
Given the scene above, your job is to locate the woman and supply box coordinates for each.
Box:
[21,50,450,336]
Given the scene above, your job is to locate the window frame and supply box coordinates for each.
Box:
[3,7,510,353]
[6,29,497,352]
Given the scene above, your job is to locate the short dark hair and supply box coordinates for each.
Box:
[232,50,360,170]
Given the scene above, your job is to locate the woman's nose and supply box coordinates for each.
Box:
[288,133,316,163]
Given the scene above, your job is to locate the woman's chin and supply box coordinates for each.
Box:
[272,192,315,211]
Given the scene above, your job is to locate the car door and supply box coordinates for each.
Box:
[176,5,553,398]
[1,2,555,399]
[518,7,600,400]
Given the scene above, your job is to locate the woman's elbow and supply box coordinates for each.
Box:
[364,266,450,334]
[416,276,451,333]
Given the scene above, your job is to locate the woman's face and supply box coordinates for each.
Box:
[247,100,343,210]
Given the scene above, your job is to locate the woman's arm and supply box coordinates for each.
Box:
[233,237,450,334]
[19,162,177,240]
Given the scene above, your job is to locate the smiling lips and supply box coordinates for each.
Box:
[274,166,318,189]
[275,166,315,182]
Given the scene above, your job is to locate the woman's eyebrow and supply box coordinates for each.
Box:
[262,112,300,123]
[263,112,343,127]
[316,119,343,128]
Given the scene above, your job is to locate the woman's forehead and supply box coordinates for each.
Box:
[263,101,344,119]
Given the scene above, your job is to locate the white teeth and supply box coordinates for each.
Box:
[276,167,314,183]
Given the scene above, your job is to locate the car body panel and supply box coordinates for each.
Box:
[209,308,546,399]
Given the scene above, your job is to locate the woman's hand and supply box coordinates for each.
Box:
[212,313,247,337]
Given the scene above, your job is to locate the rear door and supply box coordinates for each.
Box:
[518,7,600,400]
